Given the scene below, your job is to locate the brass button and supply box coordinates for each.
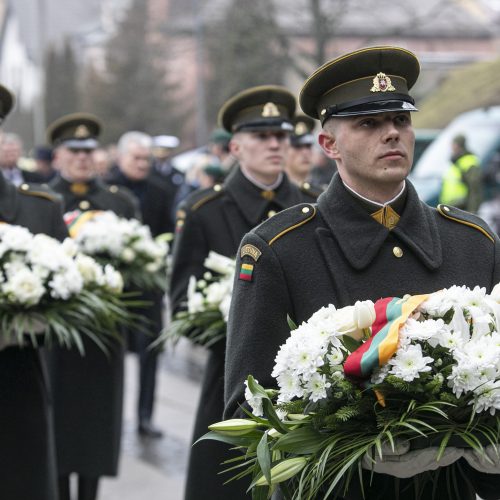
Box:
[302,206,310,214]
[303,182,310,189]
[393,246,403,258]
[213,184,222,192]
[267,210,277,218]
[20,183,29,191]
[79,200,90,210]
[176,219,184,227]
[443,205,450,212]
[109,185,119,193]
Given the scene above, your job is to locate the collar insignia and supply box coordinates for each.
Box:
[370,72,396,93]
[262,102,280,117]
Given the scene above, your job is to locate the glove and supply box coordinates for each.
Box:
[361,440,464,478]
[463,445,500,474]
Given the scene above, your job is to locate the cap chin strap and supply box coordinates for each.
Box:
[234,119,293,133]
[321,93,416,124]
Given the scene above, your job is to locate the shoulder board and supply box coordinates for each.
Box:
[184,184,224,213]
[17,183,60,202]
[300,182,323,199]
[255,203,317,246]
[437,204,495,243]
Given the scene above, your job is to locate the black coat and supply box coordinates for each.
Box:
[0,177,67,500]
[225,174,500,500]
[170,166,319,500]
[48,176,139,477]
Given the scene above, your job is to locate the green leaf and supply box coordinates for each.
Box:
[256,432,271,485]
[341,334,362,353]
[274,427,324,454]
[287,315,298,331]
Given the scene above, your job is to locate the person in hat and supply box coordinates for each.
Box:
[170,84,320,500]
[224,47,500,500]
[439,133,482,213]
[0,84,68,500]
[285,114,322,194]
[33,144,57,182]
[46,113,139,500]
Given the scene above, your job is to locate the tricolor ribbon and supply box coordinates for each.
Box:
[64,210,102,238]
[344,294,429,380]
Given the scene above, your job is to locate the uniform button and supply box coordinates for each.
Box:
[303,182,310,189]
[109,185,119,193]
[393,246,403,258]
[213,184,222,192]
[442,205,450,212]
[302,206,310,214]
[267,210,276,218]
[79,200,90,210]
[20,183,29,191]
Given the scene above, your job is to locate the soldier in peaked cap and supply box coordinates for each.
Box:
[0,84,68,500]
[170,85,320,500]
[285,114,322,193]
[225,47,500,500]
[46,113,139,500]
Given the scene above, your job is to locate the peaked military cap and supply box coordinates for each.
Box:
[47,113,101,149]
[300,46,420,124]
[290,114,316,147]
[218,85,296,133]
[0,84,14,121]
[153,135,180,149]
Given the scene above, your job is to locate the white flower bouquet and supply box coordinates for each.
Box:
[204,285,500,498]
[159,251,235,348]
[0,223,129,353]
[65,210,169,291]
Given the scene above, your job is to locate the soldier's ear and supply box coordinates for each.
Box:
[318,131,339,160]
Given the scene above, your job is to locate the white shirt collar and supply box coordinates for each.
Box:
[342,180,406,208]
[240,166,283,191]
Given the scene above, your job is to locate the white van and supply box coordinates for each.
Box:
[410,106,500,206]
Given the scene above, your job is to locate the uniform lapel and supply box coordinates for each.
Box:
[316,175,442,272]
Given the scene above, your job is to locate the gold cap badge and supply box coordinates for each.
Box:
[294,122,308,135]
[370,73,396,93]
[75,125,90,138]
[261,102,280,117]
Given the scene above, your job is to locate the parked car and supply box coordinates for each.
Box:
[410,106,500,206]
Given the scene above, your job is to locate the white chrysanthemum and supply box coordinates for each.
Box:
[370,363,391,384]
[472,380,500,415]
[1,225,33,252]
[49,268,84,299]
[2,267,45,306]
[204,251,236,276]
[103,265,124,293]
[388,344,433,382]
[400,318,446,343]
[75,254,105,286]
[327,347,345,367]
[305,372,331,402]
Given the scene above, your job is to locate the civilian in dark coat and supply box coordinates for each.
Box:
[225,47,500,499]
[46,113,139,500]
[171,85,320,500]
[105,131,175,438]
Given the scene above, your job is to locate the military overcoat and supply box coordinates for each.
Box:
[48,175,139,477]
[225,174,500,500]
[170,166,319,500]
[0,177,68,500]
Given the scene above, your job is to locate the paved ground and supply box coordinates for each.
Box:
[99,339,207,500]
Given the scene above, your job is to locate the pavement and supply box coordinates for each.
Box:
[98,339,208,500]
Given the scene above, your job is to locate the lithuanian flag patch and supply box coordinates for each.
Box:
[239,263,254,282]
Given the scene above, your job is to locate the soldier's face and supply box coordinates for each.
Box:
[0,141,22,167]
[119,143,151,181]
[286,144,313,179]
[55,146,95,182]
[230,131,289,184]
[319,111,414,200]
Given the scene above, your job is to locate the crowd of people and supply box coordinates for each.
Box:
[1,44,500,500]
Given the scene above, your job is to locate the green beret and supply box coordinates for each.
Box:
[47,113,102,149]
[290,114,316,147]
[300,46,420,124]
[0,84,14,121]
[218,85,296,133]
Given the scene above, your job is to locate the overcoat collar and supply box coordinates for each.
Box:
[317,174,442,271]
[0,175,18,222]
[52,176,99,195]
[225,166,298,226]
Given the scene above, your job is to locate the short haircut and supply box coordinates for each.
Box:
[117,131,152,154]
